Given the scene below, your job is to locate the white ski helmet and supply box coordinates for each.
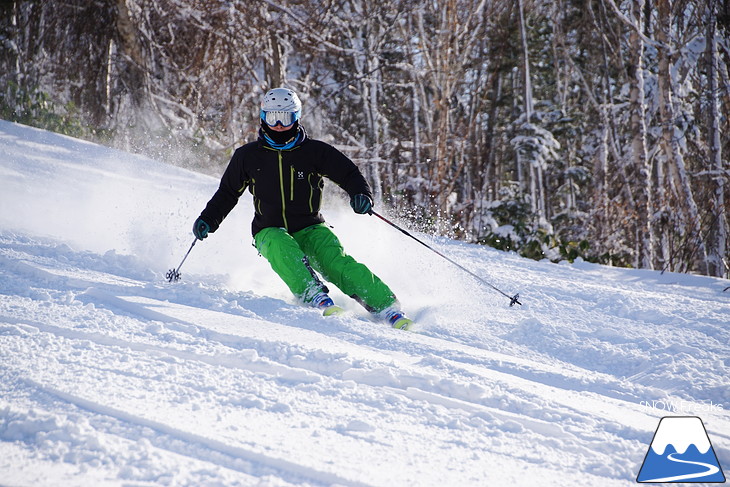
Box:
[260,87,302,127]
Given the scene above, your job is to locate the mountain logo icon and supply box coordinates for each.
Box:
[637,416,726,483]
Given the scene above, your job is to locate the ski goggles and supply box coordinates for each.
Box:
[260,109,300,127]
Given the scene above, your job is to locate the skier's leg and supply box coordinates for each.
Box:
[293,224,397,313]
[254,226,326,302]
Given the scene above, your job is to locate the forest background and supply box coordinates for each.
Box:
[0,0,728,278]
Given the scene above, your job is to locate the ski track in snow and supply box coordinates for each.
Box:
[1,120,729,486]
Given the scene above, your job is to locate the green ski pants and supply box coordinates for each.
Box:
[254,224,396,313]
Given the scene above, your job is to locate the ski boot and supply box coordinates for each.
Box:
[311,292,345,317]
[381,307,414,331]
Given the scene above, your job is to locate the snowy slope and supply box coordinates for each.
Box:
[0,120,728,487]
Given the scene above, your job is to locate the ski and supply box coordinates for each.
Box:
[322,305,345,317]
[319,303,414,330]
[391,317,414,331]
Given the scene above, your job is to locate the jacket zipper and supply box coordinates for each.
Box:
[290,166,295,201]
[277,151,288,230]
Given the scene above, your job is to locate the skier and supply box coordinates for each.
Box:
[192,87,413,330]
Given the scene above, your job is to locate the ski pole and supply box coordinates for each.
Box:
[166,238,197,282]
[370,210,522,306]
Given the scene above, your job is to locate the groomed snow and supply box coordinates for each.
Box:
[0,120,728,486]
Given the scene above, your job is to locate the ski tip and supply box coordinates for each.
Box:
[392,317,414,331]
[322,305,345,317]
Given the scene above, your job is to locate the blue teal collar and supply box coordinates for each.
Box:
[259,125,306,150]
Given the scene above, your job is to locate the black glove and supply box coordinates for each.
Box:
[350,194,373,214]
[192,217,211,240]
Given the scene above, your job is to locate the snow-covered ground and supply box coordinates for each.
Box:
[0,120,728,486]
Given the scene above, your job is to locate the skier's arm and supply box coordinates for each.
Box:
[198,150,248,233]
[318,143,372,201]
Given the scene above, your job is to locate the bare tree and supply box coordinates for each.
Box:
[624,0,655,268]
[705,0,728,277]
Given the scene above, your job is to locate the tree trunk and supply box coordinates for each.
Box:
[628,0,654,269]
[656,0,709,273]
[115,0,147,109]
[705,0,728,277]
[265,31,284,89]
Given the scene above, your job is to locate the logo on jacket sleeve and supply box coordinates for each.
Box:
[637,416,725,483]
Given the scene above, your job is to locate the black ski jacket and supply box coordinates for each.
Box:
[199,128,372,236]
